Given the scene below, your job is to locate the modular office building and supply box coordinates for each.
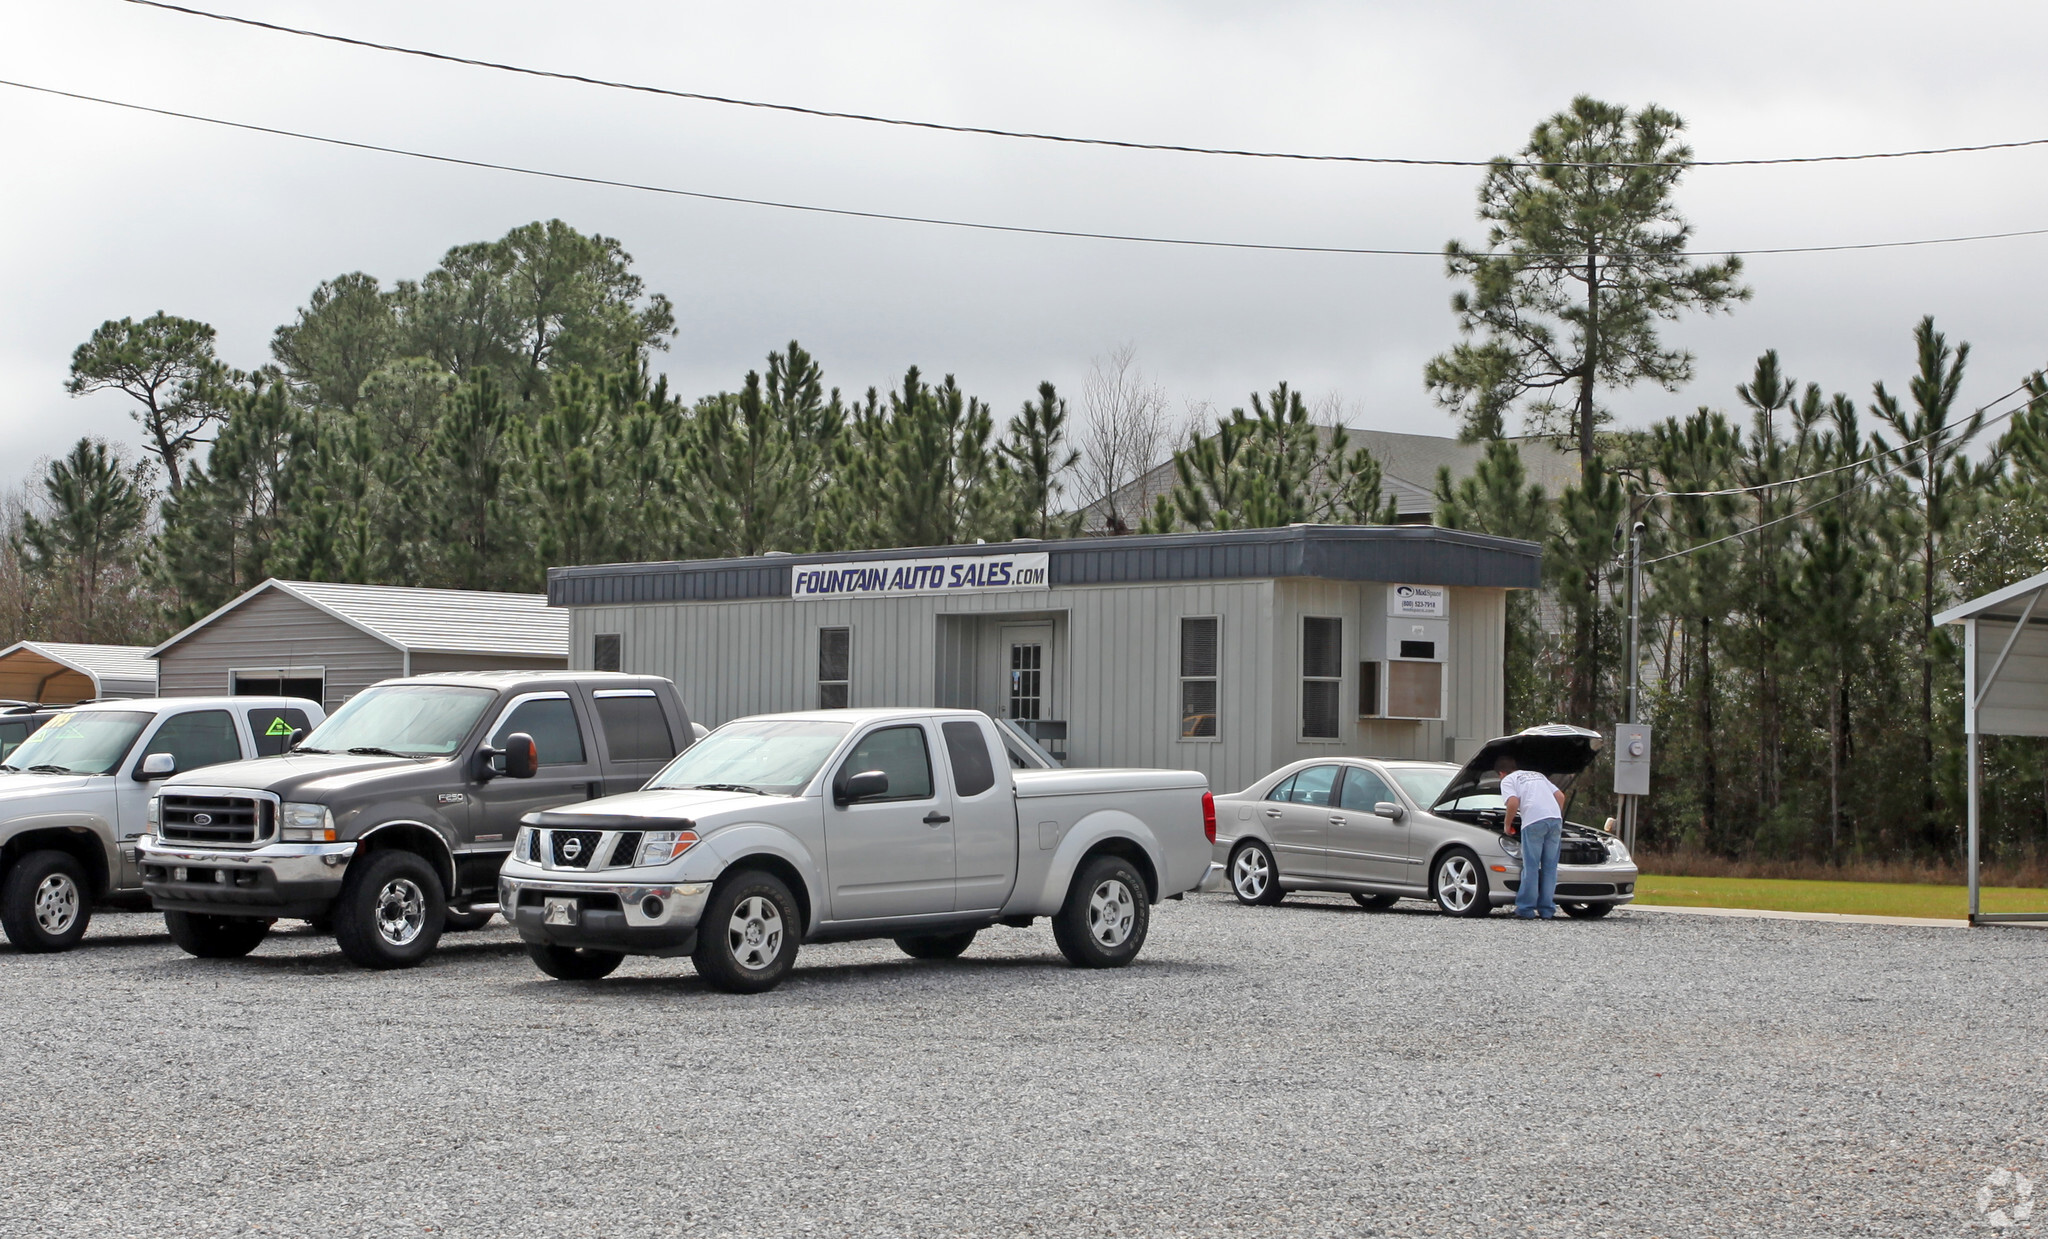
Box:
[547,525,1541,795]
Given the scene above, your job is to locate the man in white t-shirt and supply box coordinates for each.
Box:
[1497,755,1567,920]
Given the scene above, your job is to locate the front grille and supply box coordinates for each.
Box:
[1560,841,1607,865]
[549,830,603,868]
[608,832,643,867]
[160,795,269,845]
[1556,882,1617,897]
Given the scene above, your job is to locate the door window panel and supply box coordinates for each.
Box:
[492,698,586,766]
[247,707,313,757]
[595,694,675,763]
[1284,764,1341,807]
[1008,643,1043,720]
[841,725,934,801]
[1265,772,1299,803]
[941,720,996,797]
[1338,768,1395,813]
[148,710,242,772]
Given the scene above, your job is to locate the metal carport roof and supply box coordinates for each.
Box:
[0,641,158,703]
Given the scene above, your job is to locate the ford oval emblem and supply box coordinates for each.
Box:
[193,813,213,826]
[561,837,583,861]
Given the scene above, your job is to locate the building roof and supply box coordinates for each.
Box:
[1078,427,1580,532]
[548,524,1541,607]
[1936,568,2048,627]
[0,641,158,700]
[149,580,570,660]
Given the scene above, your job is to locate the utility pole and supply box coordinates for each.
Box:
[1623,519,1645,852]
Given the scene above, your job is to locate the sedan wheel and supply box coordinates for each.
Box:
[1432,849,1492,918]
[1228,841,1284,906]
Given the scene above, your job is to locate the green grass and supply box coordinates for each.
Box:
[1636,873,2048,920]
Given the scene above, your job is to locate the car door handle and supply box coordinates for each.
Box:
[1328,815,1346,824]
[1264,809,1282,818]
[923,812,950,826]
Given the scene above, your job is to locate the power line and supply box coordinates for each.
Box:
[11,79,2048,262]
[117,0,2048,172]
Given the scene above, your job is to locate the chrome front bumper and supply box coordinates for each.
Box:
[137,836,357,917]
[500,869,716,957]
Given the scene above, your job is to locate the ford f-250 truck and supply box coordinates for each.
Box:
[0,696,324,952]
[138,672,693,969]
[500,707,1226,992]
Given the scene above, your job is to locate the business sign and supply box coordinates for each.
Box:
[791,552,1051,600]
[1388,583,1447,618]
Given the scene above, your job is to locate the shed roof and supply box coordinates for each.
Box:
[1935,568,2048,627]
[149,580,569,660]
[0,641,158,701]
[548,524,1541,607]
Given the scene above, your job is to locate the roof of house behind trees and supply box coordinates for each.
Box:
[149,580,569,660]
[1078,427,1580,533]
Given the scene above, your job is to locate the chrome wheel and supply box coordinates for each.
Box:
[374,877,427,946]
[1231,847,1270,901]
[727,895,784,971]
[32,873,79,936]
[1436,854,1481,914]
[1087,878,1136,948]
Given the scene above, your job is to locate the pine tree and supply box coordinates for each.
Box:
[18,438,150,641]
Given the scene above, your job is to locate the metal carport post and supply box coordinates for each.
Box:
[1937,568,2048,925]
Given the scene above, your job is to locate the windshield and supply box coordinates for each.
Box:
[2,710,150,775]
[1391,766,1506,812]
[647,719,852,796]
[298,685,495,757]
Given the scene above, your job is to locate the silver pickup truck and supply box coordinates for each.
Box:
[500,708,1224,992]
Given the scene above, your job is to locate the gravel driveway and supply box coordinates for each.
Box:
[0,894,2040,1238]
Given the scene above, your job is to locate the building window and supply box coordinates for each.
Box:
[1180,616,1219,739]
[593,634,621,672]
[819,627,850,709]
[1359,661,1382,718]
[1009,642,1043,720]
[1301,616,1342,739]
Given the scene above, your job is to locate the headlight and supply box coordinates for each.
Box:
[513,826,534,861]
[636,829,700,867]
[1605,837,1631,864]
[146,797,159,828]
[1497,833,1521,857]
[280,802,335,842]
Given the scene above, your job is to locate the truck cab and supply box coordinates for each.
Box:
[0,696,323,952]
[138,672,692,969]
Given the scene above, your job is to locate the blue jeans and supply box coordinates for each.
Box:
[1515,818,1562,918]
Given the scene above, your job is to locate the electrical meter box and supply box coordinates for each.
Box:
[1614,723,1652,796]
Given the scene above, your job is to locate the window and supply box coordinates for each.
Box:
[941,720,996,797]
[1359,661,1382,718]
[0,719,39,761]
[233,673,325,704]
[649,719,851,796]
[839,724,933,801]
[492,697,587,766]
[593,634,622,673]
[1338,767,1395,813]
[301,684,494,757]
[6,710,150,775]
[247,707,313,757]
[594,692,676,763]
[1264,772,1299,803]
[1387,662,1444,720]
[147,710,242,773]
[1008,642,1043,720]
[1301,616,1342,739]
[1180,617,1219,739]
[819,627,850,709]
[1283,765,1341,807]
[1398,639,1436,660]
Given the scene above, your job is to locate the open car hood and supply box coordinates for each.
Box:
[1430,724,1604,811]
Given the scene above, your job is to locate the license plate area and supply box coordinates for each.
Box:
[543,897,578,926]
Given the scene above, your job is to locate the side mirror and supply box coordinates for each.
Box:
[285,728,306,753]
[1374,801,1406,821]
[502,733,539,780]
[834,769,889,806]
[136,752,176,782]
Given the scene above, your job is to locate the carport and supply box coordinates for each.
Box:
[0,641,157,704]
[1936,569,2048,925]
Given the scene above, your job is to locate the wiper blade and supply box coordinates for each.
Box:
[690,783,765,795]
[27,764,73,774]
[346,746,416,759]
[291,746,330,754]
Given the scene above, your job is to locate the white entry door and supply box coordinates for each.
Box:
[999,624,1054,722]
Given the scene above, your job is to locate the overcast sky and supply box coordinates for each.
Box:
[4,0,2046,491]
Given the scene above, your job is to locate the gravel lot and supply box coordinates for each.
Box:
[1,894,2042,1238]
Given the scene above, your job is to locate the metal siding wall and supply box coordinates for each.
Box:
[1448,588,1507,757]
[408,652,570,674]
[155,589,401,711]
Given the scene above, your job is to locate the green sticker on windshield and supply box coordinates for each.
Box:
[265,717,295,736]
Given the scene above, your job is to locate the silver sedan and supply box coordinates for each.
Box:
[1210,725,1638,918]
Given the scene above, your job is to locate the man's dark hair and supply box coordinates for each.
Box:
[1494,754,1518,774]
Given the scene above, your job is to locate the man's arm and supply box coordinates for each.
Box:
[1503,793,1521,834]
[1553,789,1567,815]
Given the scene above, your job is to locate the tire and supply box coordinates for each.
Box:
[691,869,800,994]
[894,929,977,959]
[164,911,271,959]
[1431,848,1492,918]
[1052,854,1151,969]
[443,907,495,932]
[333,849,447,970]
[1562,901,1615,920]
[526,942,625,980]
[1352,892,1400,910]
[0,849,93,952]
[1227,840,1285,906]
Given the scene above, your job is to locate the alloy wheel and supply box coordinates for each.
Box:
[1436,855,1480,913]
[727,895,783,971]
[1088,879,1136,947]
[32,873,79,936]
[374,877,427,946]
[1231,848,1270,901]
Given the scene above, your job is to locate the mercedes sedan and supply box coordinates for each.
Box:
[1211,725,1637,918]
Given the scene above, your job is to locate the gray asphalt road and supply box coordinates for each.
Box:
[0,895,2040,1238]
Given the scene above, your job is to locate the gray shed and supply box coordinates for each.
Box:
[549,525,1540,795]
[150,579,569,712]
[0,641,158,704]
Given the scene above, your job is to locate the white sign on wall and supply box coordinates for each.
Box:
[790,552,1051,600]
[1388,584,1447,617]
